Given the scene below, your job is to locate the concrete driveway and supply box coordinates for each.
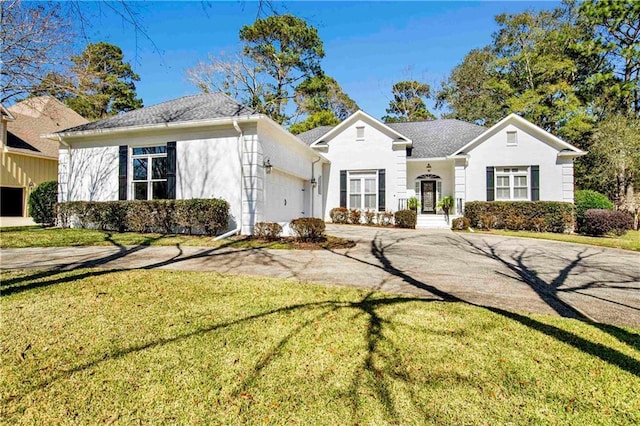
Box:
[1,224,639,327]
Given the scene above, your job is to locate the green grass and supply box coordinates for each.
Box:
[470,229,640,252]
[1,269,639,424]
[0,227,354,250]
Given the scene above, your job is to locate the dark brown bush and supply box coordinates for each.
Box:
[582,209,633,236]
[254,222,283,240]
[290,217,326,242]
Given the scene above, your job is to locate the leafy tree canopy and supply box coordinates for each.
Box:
[294,74,358,121]
[289,110,340,135]
[33,42,143,120]
[188,14,325,125]
[382,80,435,123]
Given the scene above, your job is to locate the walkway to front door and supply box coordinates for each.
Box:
[421,180,436,214]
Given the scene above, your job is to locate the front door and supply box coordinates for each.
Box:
[421,181,436,214]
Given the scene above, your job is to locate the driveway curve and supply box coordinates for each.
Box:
[1,224,639,327]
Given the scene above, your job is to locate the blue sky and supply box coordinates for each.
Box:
[78,1,560,120]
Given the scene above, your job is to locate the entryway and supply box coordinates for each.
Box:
[420,181,436,214]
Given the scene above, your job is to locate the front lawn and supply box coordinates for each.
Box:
[469,229,640,252]
[0,227,354,250]
[1,269,638,424]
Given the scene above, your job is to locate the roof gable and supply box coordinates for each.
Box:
[6,96,88,158]
[308,110,411,147]
[453,113,586,156]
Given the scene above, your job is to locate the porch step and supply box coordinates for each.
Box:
[416,214,456,229]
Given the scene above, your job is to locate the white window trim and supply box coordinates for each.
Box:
[356,126,365,141]
[495,167,530,201]
[130,145,168,200]
[507,131,518,147]
[347,170,377,210]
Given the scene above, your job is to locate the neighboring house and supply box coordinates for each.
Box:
[52,93,585,234]
[50,93,325,235]
[0,97,88,217]
[297,110,586,228]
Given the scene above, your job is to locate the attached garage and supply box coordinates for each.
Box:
[1,187,24,216]
[264,170,306,222]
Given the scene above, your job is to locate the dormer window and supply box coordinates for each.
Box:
[356,126,365,140]
[507,131,518,147]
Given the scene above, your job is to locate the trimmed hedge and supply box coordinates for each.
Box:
[464,201,574,233]
[57,199,229,235]
[28,181,58,226]
[330,207,348,224]
[582,209,633,236]
[254,222,283,240]
[348,209,362,224]
[451,217,471,231]
[290,217,326,242]
[575,190,614,232]
[394,209,417,229]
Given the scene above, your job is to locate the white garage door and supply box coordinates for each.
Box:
[265,170,305,222]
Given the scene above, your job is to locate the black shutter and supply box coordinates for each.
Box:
[118,145,128,200]
[167,141,177,199]
[531,165,540,201]
[378,169,386,212]
[340,170,347,208]
[486,166,495,201]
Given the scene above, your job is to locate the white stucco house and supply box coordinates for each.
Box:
[297,110,586,228]
[49,93,585,234]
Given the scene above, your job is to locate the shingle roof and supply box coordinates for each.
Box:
[6,96,88,158]
[296,119,486,158]
[296,125,335,145]
[60,93,256,133]
[387,120,486,158]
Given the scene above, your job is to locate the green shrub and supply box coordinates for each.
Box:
[394,209,417,229]
[330,207,348,224]
[464,201,574,233]
[28,181,57,226]
[582,209,633,236]
[290,217,326,242]
[55,198,229,236]
[254,222,283,240]
[348,209,362,224]
[574,190,614,232]
[451,217,471,231]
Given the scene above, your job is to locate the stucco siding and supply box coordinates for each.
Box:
[59,145,119,202]
[465,123,569,202]
[258,121,323,222]
[320,119,405,219]
[175,131,243,231]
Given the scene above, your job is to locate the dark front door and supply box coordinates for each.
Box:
[421,181,436,214]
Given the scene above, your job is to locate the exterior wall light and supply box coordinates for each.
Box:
[426,163,432,172]
[264,158,273,174]
[310,177,317,188]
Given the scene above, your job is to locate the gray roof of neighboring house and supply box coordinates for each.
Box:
[296,119,486,158]
[60,93,256,133]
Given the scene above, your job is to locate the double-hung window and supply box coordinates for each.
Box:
[495,167,529,200]
[132,146,168,200]
[348,171,377,210]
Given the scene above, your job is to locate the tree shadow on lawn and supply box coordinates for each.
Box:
[449,234,640,352]
[3,230,640,422]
